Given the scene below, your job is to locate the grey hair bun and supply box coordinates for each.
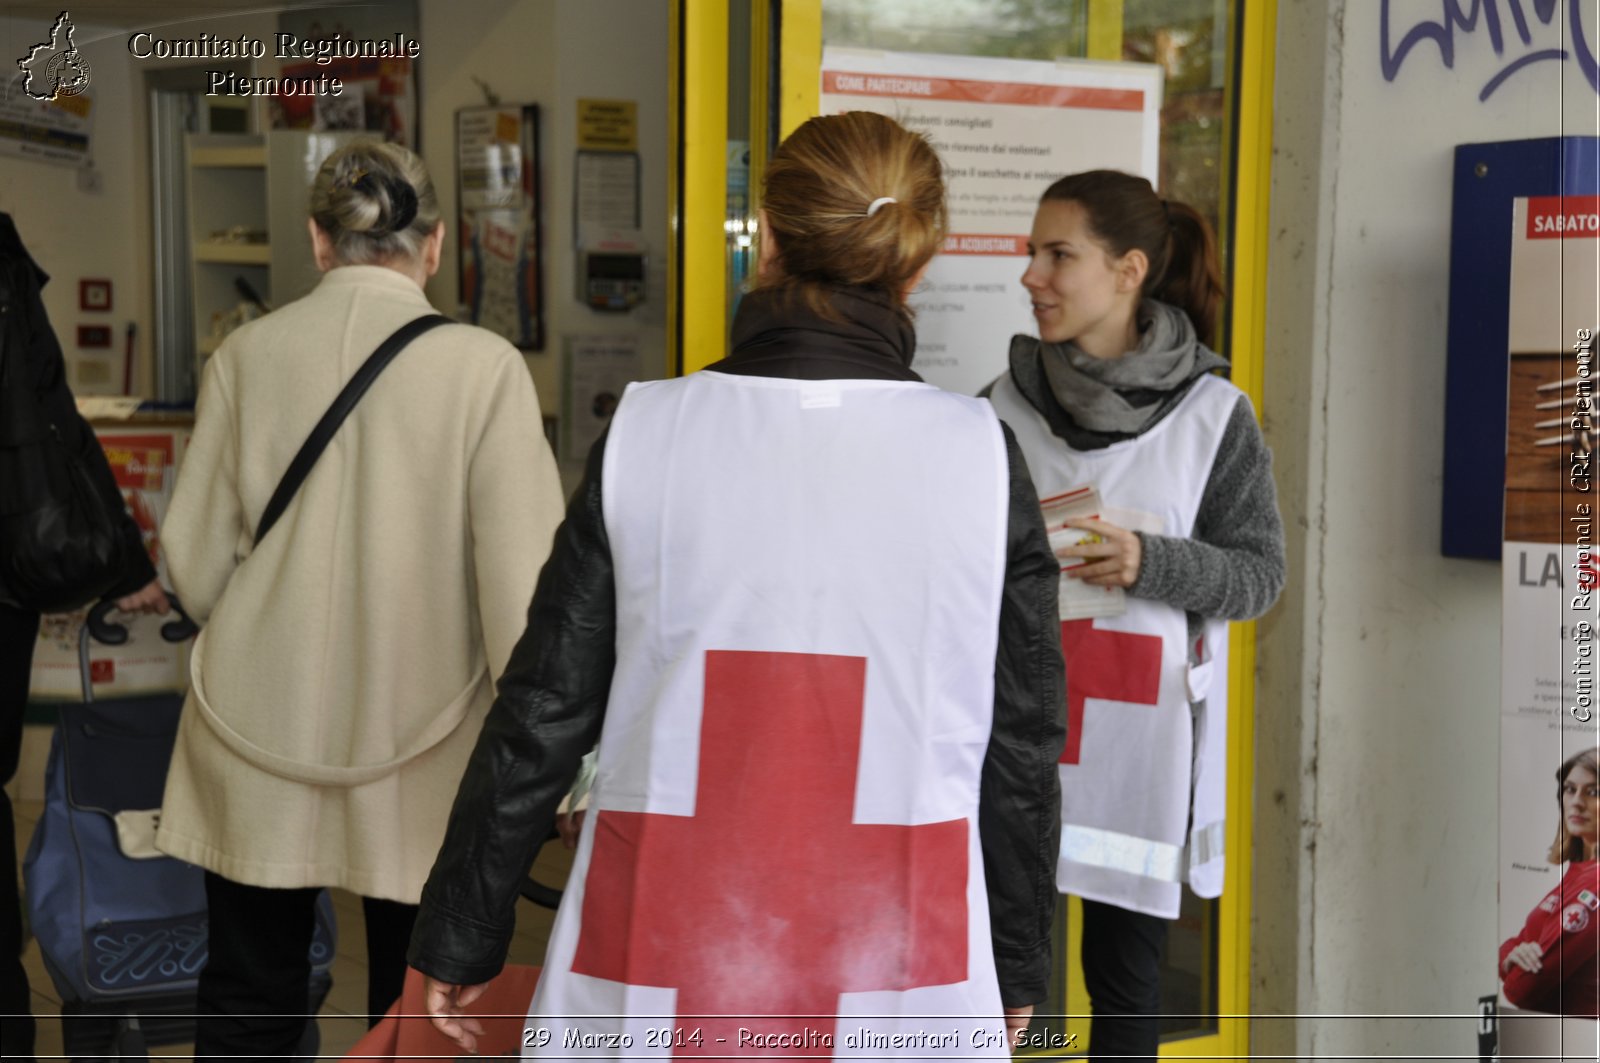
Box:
[310,141,440,267]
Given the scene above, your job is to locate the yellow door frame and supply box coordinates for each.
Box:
[674,0,817,375]
[1086,0,1126,62]
[777,0,820,137]
[1206,0,1277,1056]
[679,1,1277,1054]
[672,0,730,375]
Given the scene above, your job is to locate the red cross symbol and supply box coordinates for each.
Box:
[572,650,969,1056]
[1059,620,1163,765]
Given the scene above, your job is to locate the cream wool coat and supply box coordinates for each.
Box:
[155,265,563,902]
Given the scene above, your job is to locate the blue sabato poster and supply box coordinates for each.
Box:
[1500,194,1600,1051]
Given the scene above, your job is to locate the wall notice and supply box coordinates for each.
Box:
[456,105,544,350]
[1499,195,1600,1030]
[821,48,1162,395]
[0,89,91,167]
[563,334,640,465]
[577,98,638,152]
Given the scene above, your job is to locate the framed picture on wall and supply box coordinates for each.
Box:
[79,278,111,311]
[77,324,113,348]
[455,104,544,350]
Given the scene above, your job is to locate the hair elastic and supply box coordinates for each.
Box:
[866,196,897,217]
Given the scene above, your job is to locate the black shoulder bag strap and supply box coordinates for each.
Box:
[254,313,452,545]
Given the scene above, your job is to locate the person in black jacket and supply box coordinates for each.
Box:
[407,112,1066,1057]
[0,213,167,1063]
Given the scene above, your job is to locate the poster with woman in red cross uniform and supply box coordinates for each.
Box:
[1500,194,1600,1035]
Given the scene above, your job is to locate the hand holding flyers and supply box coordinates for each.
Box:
[1057,516,1143,587]
[1041,485,1160,619]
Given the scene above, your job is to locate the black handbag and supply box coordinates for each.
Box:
[0,333,130,615]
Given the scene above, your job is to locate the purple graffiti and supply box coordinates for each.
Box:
[1380,0,1597,99]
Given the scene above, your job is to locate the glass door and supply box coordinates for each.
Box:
[672,0,781,374]
[672,0,729,373]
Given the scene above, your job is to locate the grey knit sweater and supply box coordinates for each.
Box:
[996,336,1286,642]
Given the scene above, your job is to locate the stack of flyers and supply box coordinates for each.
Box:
[1039,485,1161,621]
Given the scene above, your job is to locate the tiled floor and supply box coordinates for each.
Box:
[11,796,573,1060]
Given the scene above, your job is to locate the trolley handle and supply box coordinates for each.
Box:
[86,593,198,646]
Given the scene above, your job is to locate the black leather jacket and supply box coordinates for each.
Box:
[408,288,1066,1006]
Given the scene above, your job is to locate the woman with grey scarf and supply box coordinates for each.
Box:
[986,170,1285,1063]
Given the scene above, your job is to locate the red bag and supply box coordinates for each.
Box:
[344,964,542,1061]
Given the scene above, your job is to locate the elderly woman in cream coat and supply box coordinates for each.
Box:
[156,141,564,1060]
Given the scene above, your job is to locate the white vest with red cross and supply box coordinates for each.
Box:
[524,370,1014,1059]
[989,370,1237,919]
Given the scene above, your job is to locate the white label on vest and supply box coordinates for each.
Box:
[800,381,841,408]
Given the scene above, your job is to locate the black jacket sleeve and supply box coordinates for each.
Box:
[2,217,155,599]
[982,423,1066,1006]
[408,434,616,985]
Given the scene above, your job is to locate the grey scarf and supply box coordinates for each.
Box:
[1035,300,1227,435]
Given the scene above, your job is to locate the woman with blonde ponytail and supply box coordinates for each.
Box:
[409,111,1066,1059]
[987,170,1286,1062]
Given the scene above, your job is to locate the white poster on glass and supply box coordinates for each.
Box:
[820,48,1162,395]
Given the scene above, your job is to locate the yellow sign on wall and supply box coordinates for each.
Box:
[577,98,638,151]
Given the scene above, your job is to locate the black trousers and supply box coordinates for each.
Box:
[1,603,39,1063]
[195,871,419,1063]
[1081,897,1170,1063]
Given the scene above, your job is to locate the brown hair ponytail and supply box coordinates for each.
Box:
[1039,170,1225,347]
[759,112,946,311]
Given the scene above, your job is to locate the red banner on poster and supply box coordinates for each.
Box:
[1527,195,1600,239]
